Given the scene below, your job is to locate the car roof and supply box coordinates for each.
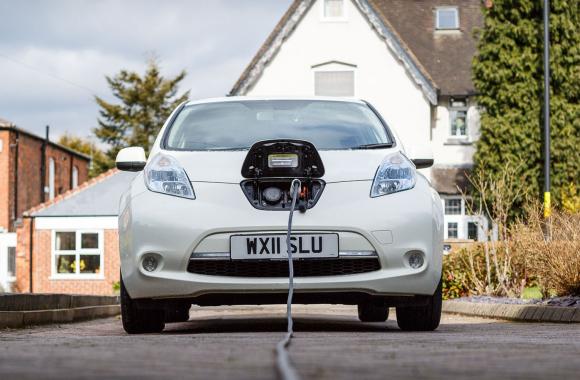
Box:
[185,96,367,106]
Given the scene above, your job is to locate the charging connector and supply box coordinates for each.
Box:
[275,178,302,380]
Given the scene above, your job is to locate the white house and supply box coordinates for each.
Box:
[230,0,487,241]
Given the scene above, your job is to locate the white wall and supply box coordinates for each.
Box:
[245,0,432,150]
[431,99,480,167]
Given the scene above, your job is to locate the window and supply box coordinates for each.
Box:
[72,166,79,188]
[445,198,462,215]
[449,98,468,137]
[467,222,478,241]
[447,222,458,239]
[164,100,391,151]
[323,0,344,19]
[49,158,55,200]
[53,231,103,277]
[314,71,354,97]
[7,247,16,277]
[436,7,459,30]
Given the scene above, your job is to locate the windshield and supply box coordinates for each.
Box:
[163,100,392,151]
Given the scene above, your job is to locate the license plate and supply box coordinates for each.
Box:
[230,233,339,260]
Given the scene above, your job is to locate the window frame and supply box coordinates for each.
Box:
[51,230,104,280]
[7,246,16,279]
[72,166,79,189]
[447,222,459,239]
[448,97,469,139]
[313,69,356,97]
[435,6,460,31]
[320,0,347,22]
[467,221,479,241]
[48,157,55,200]
[444,198,462,215]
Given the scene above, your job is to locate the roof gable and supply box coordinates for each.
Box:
[230,0,439,105]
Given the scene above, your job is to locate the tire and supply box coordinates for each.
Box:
[358,303,389,322]
[396,280,442,331]
[120,276,165,334]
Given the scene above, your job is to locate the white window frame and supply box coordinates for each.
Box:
[448,98,469,139]
[320,0,348,22]
[442,196,488,240]
[435,6,459,30]
[72,166,79,189]
[7,246,16,279]
[48,158,55,200]
[51,230,104,280]
[312,61,357,97]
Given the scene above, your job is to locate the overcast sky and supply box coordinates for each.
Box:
[0,0,291,140]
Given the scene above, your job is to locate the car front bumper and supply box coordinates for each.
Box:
[119,174,443,300]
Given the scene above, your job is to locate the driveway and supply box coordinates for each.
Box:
[0,305,578,379]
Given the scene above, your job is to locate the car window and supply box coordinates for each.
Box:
[164,100,392,151]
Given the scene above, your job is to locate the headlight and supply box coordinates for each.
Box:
[144,153,195,199]
[370,152,416,197]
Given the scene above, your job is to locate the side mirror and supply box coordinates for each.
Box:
[409,145,434,169]
[116,147,146,172]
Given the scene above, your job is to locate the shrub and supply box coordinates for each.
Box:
[512,207,580,296]
[442,206,579,298]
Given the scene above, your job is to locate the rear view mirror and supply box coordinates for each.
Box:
[116,147,146,171]
[409,145,434,169]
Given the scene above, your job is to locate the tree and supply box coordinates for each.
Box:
[94,59,189,167]
[58,133,110,177]
[472,0,580,214]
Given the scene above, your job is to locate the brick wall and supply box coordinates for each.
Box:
[0,128,90,232]
[15,222,120,295]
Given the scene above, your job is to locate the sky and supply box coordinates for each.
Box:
[0,0,291,140]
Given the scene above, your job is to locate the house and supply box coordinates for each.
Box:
[14,169,136,294]
[230,0,487,242]
[0,118,91,291]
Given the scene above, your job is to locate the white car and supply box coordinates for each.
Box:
[116,97,444,334]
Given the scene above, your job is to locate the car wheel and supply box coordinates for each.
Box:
[120,276,165,334]
[358,303,389,322]
[396,279,442,331]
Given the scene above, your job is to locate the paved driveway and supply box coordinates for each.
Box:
[0,305,578,379]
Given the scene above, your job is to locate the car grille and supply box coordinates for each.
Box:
[186,258,381,277]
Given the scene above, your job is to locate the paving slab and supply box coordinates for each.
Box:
[0,305,579,380]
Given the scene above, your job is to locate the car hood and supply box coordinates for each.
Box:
[166,149,395,183]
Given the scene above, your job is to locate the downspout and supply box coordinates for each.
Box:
[40,125,49,202]
[28,216,34,293]
[13,131,19,231]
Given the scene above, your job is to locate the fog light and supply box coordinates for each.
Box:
[142,255,158,272]
[408,252,424,269]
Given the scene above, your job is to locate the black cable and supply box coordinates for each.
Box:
[275,178,301,380]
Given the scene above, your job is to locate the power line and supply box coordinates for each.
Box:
[0,52,101,96]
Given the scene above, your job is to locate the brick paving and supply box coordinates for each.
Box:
[0,305,579,379]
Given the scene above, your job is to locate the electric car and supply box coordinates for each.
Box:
[116,97,444,334]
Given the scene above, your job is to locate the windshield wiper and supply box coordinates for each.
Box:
[350,143,394,150]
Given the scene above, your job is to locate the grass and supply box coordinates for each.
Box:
[521,286,542,300]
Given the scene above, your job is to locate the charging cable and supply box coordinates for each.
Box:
[275,178,302,380]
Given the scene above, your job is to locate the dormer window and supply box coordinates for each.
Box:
[436,7,459,30]
[323,0,345,19]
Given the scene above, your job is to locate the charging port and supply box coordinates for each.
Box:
[240,178,325,211]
